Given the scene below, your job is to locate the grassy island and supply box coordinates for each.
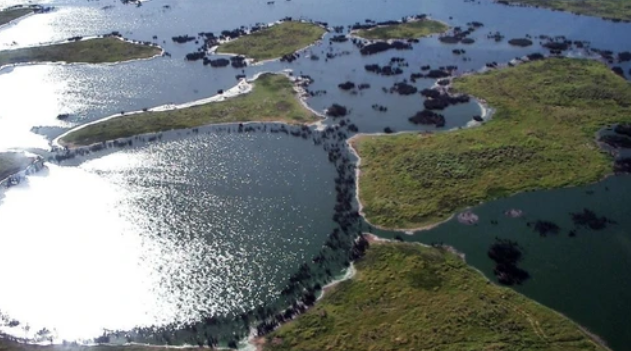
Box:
[501,0,631,21]
[264,242,606,351]
[353,19,449,40]
[353,58,631,229]
[215,21,326,61]
[0,7,33,26]
[0,37,161,67]
[0,152,33,180]
[60,74,319,146]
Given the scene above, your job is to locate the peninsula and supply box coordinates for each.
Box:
[353,58,631,229]
[0,37,161,67]
[264,242,607,351]
[60,74,319,146]
[215,21,325,61]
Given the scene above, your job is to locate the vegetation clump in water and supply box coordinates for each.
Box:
[353,58,631,229]
[487,238,530,285]
[570,208,616,230]
[263,243,605,351]
[0,37,161,67]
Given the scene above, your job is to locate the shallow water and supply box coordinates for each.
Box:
[1,0,631,347]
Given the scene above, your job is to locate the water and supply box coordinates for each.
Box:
[0,132,337,342]
[1,0,631,347]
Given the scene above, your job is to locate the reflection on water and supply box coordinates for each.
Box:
[0,132,336,342]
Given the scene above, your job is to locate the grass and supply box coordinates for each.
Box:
[0,37,161,67]
[60,74,319,146]
[354,19,449,40]
[215,21,326,61]
[0,7,32,26]
[264,242,606,351]
[502,0,631,21]
[353,58,631,229]
[0,152,33,180]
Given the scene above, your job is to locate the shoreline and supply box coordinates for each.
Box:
[0,36,164,71]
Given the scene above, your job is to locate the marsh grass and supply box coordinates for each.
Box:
[265,243,606,351]
[354,19,448,40]
[61,74,319,146]
[0,37,161,67]
[216,22,326,61]
[354,58,631,229]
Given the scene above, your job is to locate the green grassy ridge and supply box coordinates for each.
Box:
[216,21,326,61]
[0,152,32,180]
[501,0,631,21]
[61,74,319,146]
[0,8,32,26]
[354,19,449,40]
[354,58,631,229]
[0,37,161,67]
[264,242,606,351]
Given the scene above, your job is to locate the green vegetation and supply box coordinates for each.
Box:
[0,152,32,180]
[61,74,319,146]
[265,243,606,351]
[354,19,448,40]
[502,0,631,21]
[354,58,631,229]
[216,21,326,61]
[0,7,32,26]
[0,37,161,67]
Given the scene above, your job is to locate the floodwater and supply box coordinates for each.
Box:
[0,0,630,347]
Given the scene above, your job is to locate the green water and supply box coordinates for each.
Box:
[371,175,631,351]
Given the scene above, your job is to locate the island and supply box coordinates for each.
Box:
[263,242,607,351]
[0,37,161,67]
[215,21,326,61]
[353,18,449,40]
[352,58,631,229]
[0,7,33,26]
[499,0,631,22]
[60,74,319,146]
